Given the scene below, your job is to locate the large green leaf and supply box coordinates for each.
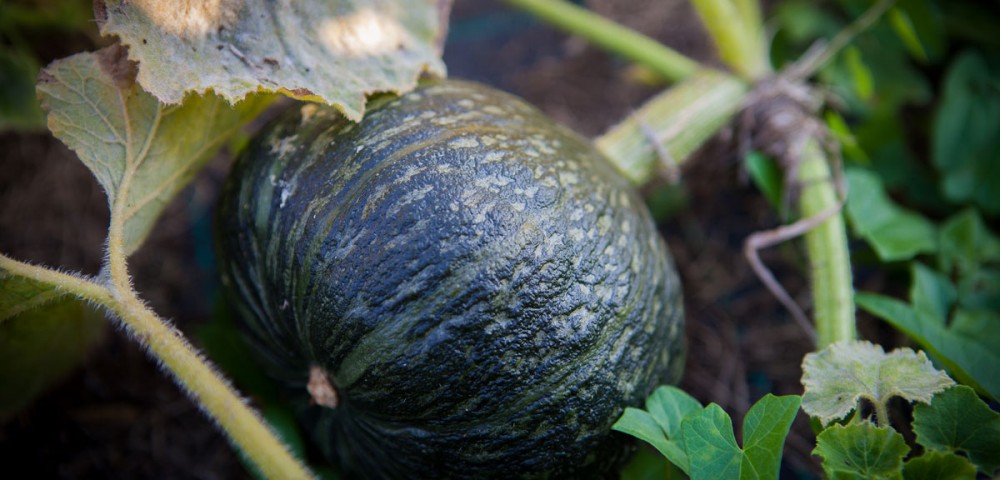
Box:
[801,341,954,425]
[96,0,449,122]
[845,168,937,261]
[932,50,1000,215]
[681,394,801,480]
[912,386,1000,475]
[36,45,273,255]
[814,423,909,480]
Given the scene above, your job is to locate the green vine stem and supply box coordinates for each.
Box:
[797,140,856,347]
[690,0,770,79]
[504,0,699,83]
[595,69,748,184]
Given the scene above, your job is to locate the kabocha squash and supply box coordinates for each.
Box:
[215,80,685,479]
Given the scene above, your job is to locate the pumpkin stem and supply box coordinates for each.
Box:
[308,365,339,409]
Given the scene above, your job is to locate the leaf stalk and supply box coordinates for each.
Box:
[504,0,699,82]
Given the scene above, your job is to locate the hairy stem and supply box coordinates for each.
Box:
[690,0,770,79]
[0,254,112,307]
[100,171,314,477]
[797,140,855,347]
[105,284,314,479]
[595,70,747,183]
[505,0,699,82]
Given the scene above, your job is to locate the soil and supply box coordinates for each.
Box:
[0,0,867,477]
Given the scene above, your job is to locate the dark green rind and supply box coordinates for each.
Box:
[216,80,684,479]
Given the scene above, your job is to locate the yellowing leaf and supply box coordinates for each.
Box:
[96,0,449,121]
[36,45,273,255]
[801,341,955,425]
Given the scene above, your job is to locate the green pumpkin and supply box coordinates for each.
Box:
[215,80,684,479]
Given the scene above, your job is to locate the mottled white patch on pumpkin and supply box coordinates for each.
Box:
[449,137,480,149]
[269,134,298,158]
[558,171,579,185]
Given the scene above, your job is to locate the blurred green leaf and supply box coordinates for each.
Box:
[888,7,927,62]
[0,49,45,132]
[902,451,976,480]
[682,395,801,480]
[825,110,869,164]
[932,50,1000,215]
[909,263,955,324]
[745,151,783,211]
[896,0,946,61]
[845,168,937,261]
[0,298,105,419]
[912,386,1000,475]
[950,309,1000,347]
[844,46,874,101]
[801,341,954,425]
[938,209,1000,276]
[814,423,909,480]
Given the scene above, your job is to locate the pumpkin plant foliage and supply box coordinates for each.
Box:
[3,0,1000,477]
[97,0,449,121]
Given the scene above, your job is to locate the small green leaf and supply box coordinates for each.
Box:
[36,45,273,255]
[912,386,1000,475]
[801,341,954,425]
[902,451,976,480]
[682,395,801,480]
[96,0,449,121]
[683,405,741,479]
[856,293,1000,400]
[644,385,703,440]
[814,423,909,480]
[888,7,927,62]
[745,151,784,211]
[845,168,937,261]
[740,395,802,478]
[614,407,690,473]
[614,386,703,474]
